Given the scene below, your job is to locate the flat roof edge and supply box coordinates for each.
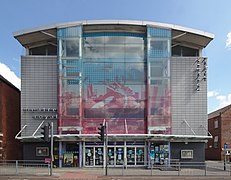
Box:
[13,20,214,40]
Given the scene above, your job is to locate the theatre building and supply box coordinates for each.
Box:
[14,20,213,167]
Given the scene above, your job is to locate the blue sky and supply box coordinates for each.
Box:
[0,0,231,113]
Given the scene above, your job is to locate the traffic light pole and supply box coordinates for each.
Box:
[50,122,53,176]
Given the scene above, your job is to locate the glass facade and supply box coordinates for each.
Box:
[147,27,172,134]
[58,25,171,135]
[57,26,82,131]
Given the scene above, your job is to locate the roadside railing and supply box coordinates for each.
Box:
[1,160,231,177]
[0,160,50,176]
[106,161,231,176]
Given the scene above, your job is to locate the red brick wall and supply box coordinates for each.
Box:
[0,80,22,160]
[221,109,231,161]
[205,116,221,160]
[206,108,231,161]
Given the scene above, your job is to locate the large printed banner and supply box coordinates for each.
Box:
[58,26,172,135]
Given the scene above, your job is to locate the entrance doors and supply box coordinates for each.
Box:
[63,143,79,167]
[84,142,146,167]
[126,146,145,166]
[108,146,145,166]
[136,147,145,165]
[85,147,94,166]
[108,147,115,165]
[85,146,103,166]
[127,147,135,165]
[95,147,103,166]
[116,147,124,165]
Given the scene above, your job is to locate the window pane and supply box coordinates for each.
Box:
[66,39,79,57]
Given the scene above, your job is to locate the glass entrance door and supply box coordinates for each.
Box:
[108,147,115,165]
[127,147,135,165]
[95,147,103,166]
[116,147,124,165]
[136,147,145,165]
[85,147,94,166]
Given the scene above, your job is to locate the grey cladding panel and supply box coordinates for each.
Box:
[171,57,207,136]
[21,56,58,136]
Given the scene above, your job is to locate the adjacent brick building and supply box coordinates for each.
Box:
[0,75,21,160]
[206,104,231,161]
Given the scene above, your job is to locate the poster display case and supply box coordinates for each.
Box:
[85,147,94,166]
[150,143,169,165]
[127,147,135,165]
[136,147,145,165]
[116,147,124,165]
[108,147,115,165]
[95,147,103,166]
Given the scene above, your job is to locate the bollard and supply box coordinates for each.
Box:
[224,159,226,171]
[16,160,18,174]
[229,166,231,176]
[204,163,207,176]
[178,162,180,176]
[122,161,124,176]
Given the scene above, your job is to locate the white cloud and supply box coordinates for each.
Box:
[226,31,231,49]
[0,62,21,90]
[208,91,231,112]
[208,91,219,98]
[216,94,231,109]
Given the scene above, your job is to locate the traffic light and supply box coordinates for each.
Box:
[41,125,49,142]
[98,124,105,142]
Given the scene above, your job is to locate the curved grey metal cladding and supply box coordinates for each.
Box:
[171,57,208,136]
[21,56,58,137]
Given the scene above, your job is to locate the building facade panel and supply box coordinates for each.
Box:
[21,56,58,136]
[171,142,205,162]
[171,57,207,136]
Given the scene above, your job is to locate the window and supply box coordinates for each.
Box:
[205,142,208,149]
[149,39,170,58]
[66,40,79,57]
[214,120,218,129]
[62,39,79,57]
[172,45,199,57]
[214,136,218,148]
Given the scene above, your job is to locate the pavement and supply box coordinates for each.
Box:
[1,161,231,180]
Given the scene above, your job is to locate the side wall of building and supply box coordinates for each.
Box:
[21,56,58,138]
[171,142,205,162]
[221,109,231,160]
[0,79,21,160]
[171,57,207,136]
[205,116,221,160]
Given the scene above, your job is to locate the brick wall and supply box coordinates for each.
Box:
[0,77,22,160]
[206,107,231,161]
[221,109,231,160]
[206,116,221,160]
